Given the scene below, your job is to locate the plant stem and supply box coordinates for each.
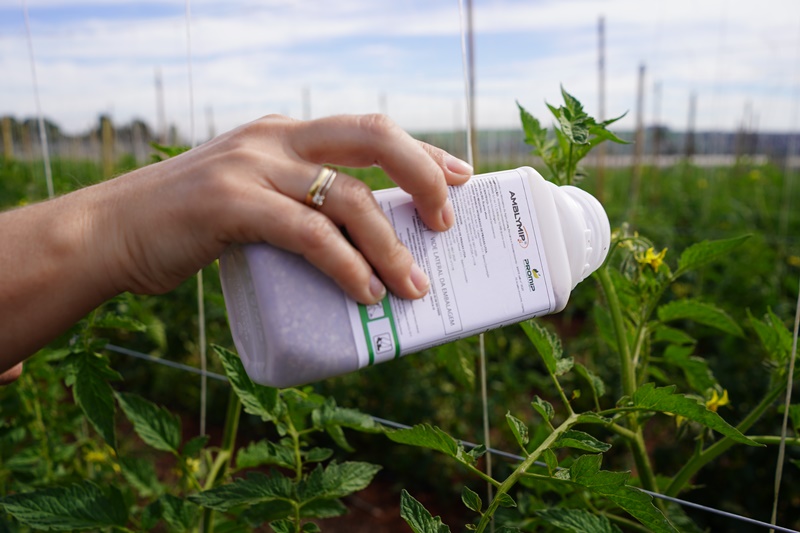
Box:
[750,436,800,446]
[202,388,242,533]
[475,413,579,533]
[596,268,636,398]
[665,383,784,497]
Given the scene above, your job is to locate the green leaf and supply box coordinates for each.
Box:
[400,490,451,533]
[0,481,127,531]
[312,398,382,434]
[505,412,529,450]
[236,440,295,470]
[537,508,622,533]
[302,523,322,533]
[574,363,606,403]
[213,345,282,422]
[66,352,120,448]
[190,471,293,512]
[436,341,475,388]
[304,447,334,463]
[240,501,294,526]
[662,345,718,394]
[676,235,750,276]
[495,528,523,533]
[749,309,794,364]
[520,320,573,376]
[386,424,459,457]
[141,500,161,530]
[326,425,353,452]
[297,462,381,502]
[653,325,696,346]
[120,456,164,498]
[467,444,487,462]
[657,300,744,338]
[518,101,548,151]
[553,430,611,453]
[566,455,676,533]
[116,392,181,454]
[495,493,517,508]
[531,396,555,421]
[299,498,347,519]
[270,521,293,533]
[461,486,482,513]
[182,435,209,458]
[631,383,759,446]
[789,404,800,434]
[159,494,196,532]
[542,449,558,475]
[94,313,147,333]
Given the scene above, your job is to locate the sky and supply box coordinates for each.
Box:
[3,0,800,140]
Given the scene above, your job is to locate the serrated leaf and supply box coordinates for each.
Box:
[240,501,294,526]
[676,235,750,276]
[531,396,555,421]
[632,383,758,445]
[542,449,558,474]
[302,523,322,533]
[386,424,459,457]
[461,486,482,513]
[120,456,163,498]
[302,462,381,502]
[182,435,209,458]
[566,455,676,533]
[66,352,120,448]
[116,392,181,454]
[300,498,347,519]
[495,493,517,508]
[236,440,295,470]
[467,444,486,462]
[95,313,147,333]
[537,508,622,533]
[304,447,334,463]
[521,320,572,376]
[141,500,161,531]
[518,101,548,151]
[653,325,696,346]
[574,363,606,403]
[325,424,353,452]
[190,471,293,511]
[658,300,744,337]
[749,309,793,364]
[159,494,196,532]
[213,345,282,422]
[400,490,451,533]
[311,398,382,433]
[662,345,718,394]
[553,430,611,453]
[270,521,293,533]
[505,412,529,450]
[0,481,127,531]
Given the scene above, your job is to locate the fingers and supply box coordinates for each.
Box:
[286,114,472,232]
[0,362,22,386]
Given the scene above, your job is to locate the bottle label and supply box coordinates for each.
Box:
[346,168,555,368]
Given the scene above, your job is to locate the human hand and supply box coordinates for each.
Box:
[102,113,473,304]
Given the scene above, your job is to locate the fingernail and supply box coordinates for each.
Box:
[410,263,430,293]
[444,153,473,176]
[442,198,455,228]
[369,273,386,301]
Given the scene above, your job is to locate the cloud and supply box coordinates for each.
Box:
[3,0,800,137]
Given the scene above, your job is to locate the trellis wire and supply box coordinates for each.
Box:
[22,0,54,200]
[104,342,800,533]
[183,0,208,440]
[771,276,800,530]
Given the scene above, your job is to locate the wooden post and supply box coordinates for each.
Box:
[466,0,478,168]
[651,81,662,169]
[2,116,13,160]
[101,115,115,178]
[596,16,607,203]
[628,63,646,221]
[684,92,697,161]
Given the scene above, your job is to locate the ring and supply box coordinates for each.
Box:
[304,165,338,209]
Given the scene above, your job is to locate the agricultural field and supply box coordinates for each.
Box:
[1,94,799,533]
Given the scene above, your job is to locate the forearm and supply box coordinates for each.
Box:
[0,183,123,370]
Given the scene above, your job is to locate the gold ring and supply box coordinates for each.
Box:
[304,165,338,209]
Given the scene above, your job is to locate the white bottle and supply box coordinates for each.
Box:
[219,167,610,388]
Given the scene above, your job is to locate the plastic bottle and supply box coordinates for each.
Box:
[219,167,610,387]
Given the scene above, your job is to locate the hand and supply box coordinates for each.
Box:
[103,113,473,304]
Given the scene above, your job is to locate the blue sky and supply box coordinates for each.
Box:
[3,0,800,139]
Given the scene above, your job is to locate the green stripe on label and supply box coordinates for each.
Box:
[357,297,400,366]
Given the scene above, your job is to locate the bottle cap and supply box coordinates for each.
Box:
[560,186,611,281]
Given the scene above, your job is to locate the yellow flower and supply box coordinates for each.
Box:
[635,247,667,271]
[787,255,800,268]
[706,389,729,413]
[84,450,108,463]
[186,457,201,475]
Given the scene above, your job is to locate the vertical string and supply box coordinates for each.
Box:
[457,0,492,527]
[770,276,800,531]
[22,0,54,199]
[184,0,207,439]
